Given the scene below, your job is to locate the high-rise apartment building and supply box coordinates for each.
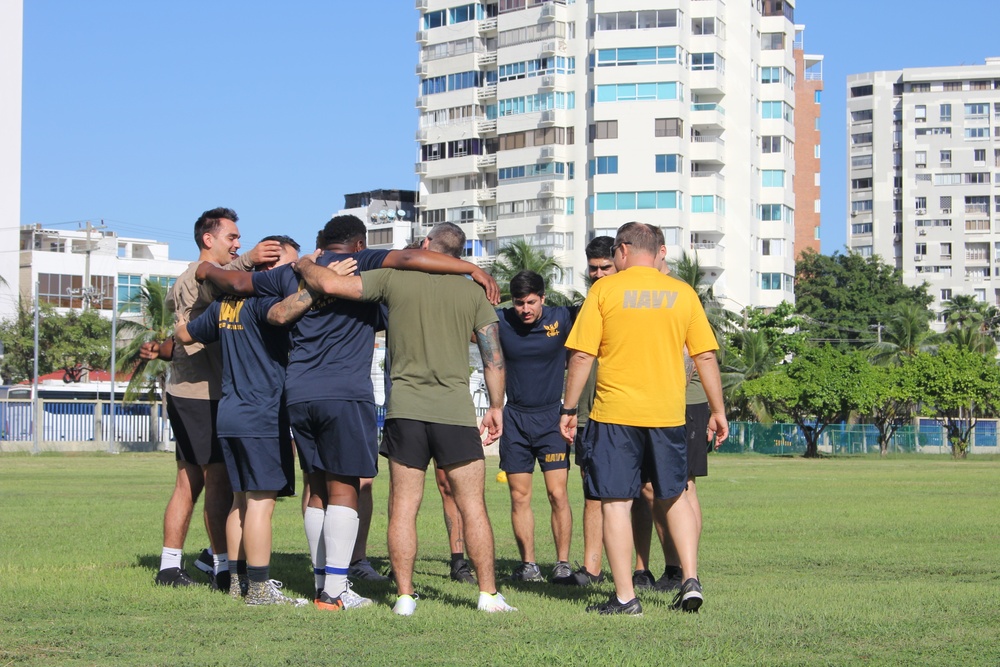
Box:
[847,59,1000,313]
[0,1,23,321]
[414,0,812,310]
[793,25,822,257]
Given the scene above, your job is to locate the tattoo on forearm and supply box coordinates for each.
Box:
[476,323,504,370]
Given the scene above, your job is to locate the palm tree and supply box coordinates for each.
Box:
[867,303,939,365]
[945,323,996,355]
[941,294,985,329]
[668,250,713,303]
[489,239,565,303]
[720,328,781,421]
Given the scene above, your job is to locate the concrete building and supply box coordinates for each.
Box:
[337,189,420,250]
[19,224,189,318]
[0,1,23,321]
[793,24,822,257]
[414,0,811,310]
[847,59,1000,314]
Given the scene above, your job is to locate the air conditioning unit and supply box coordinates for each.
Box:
[916,208,927,215]
[918,229,927,235]
[416,30,429,44]
[914,255,924,261]
[850,211,858,217]
[416,63,429,76]
[415,0,429,10]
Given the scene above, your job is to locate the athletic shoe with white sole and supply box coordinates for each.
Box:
[341,583,374,609]
[229,574,249,599]
[508,562,544,582]
[245,579,309,607]
[477,591,517,613]
[393,594,418,616]
[671,577,703,613]
[315,590,345,612]
[348,559,389,582]
[586,594,643,616]
[555,563,605,587]
[193,548,214,576]
[549,561,572,582]
[154,567,198,587]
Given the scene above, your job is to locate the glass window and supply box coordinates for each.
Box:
[655,118,682,137]
[762,170,785,187]
[654,154,680,173]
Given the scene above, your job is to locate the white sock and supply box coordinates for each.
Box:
[214,553,229,576]
[304,506,327,591]
[323,505,359,598]
[160,547,182,571]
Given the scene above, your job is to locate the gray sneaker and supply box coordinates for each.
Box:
[550,561,573,582]
[245,579,309,607]
[509,562,544,582]
[340,582,374,609]
[348,559,389,582]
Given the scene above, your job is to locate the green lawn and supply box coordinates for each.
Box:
[1,453,999,666]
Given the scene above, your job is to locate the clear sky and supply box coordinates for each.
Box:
[19,1,1000,261]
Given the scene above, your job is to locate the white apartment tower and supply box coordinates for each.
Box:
[847,59,1000,312]
[414,0,804,309]
[0,1,23,321]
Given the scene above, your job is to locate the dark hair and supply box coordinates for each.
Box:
[261,234,300,252]
[194,207,238,249]
[318,215,367,248]
[615,222,660,255]
[426,222,465,258]
[510,270,545,299]
[586,236,614,260]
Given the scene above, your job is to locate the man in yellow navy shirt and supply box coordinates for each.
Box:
[559,222,728,616]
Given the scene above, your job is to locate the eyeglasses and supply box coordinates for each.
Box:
[611,241,632,256]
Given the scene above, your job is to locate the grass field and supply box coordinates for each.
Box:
[2,452,999,666]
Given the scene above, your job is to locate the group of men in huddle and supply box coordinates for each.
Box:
[145,206,727,617]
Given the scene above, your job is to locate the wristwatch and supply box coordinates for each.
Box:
[559,405,578,416]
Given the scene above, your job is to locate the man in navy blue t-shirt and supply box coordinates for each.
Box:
[496,271,577,584]
[196,214,499,611]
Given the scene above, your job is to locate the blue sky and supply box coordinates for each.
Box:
[19,1,1000,261]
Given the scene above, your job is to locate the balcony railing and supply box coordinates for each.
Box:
[691,103,725,114]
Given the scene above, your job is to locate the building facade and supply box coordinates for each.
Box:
[415,0,813,310]
[793,24,822,257]
[847,59,1000,314]
[19,225,189,318]
[0,1,23,321]
[337,189,420,250]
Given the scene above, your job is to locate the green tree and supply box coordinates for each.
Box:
[795,249,933,350]
[741,346,872,458]
[944,323,996,356]
[910,344,1000,458]
[867,302,939,365]
[855,360,920,457]
[489,239,570,303]
[0,299,111,384]
[116,279,172,402]
[941,294,984,329]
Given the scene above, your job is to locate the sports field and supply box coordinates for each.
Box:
[2,453,998,666]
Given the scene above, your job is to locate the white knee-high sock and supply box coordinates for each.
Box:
[323,505,359,598]
[304,505,327,592]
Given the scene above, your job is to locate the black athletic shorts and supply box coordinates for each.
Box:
[574,428,599,501]
[685,402,710,478]
[220,435,295,496]
[500,404,570,474]
[582,420,687,501]
[166,394,223,466]
[289,400,378,478]
[382,418,485,471]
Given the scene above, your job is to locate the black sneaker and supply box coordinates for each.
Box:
[155,567,198,587]
[450,558,476,584]
[553,563,603,586]
[586,594,643,616]
[209,570,231,593]
[671,577,703,613]
[653,565,683,592]
[193,548,214,576]
[549,561,572,582]
[508,562,544,582]
[632,569,655,590]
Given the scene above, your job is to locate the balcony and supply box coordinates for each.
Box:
[690,103,725,129]
[689,212,725,234]
[478,17,498,34]
[689,69,725,95]
[476,52,497,68]
[477,85,497,101]
[476,188,498,203]
[692,242,722,269]
[689,135,725,163]
[476,221,497,235]
[476,154,497,168]
[477,119,497,135]
[474,255,497,268]
[539,213,556,226]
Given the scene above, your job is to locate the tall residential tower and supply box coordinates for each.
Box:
[0,1,23,321]
[847,59,1000,313]
[415,0,813,310]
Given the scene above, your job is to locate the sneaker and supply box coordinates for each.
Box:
[671,577,703,613]
[549,561,572,582]
[193,548,214,576]
[508,562,544,582]
[653,566,683,593]
[348,559,389,582]
[314,590,345,612]
[155,567,198,587]
[393,594,418,616]
[554,563,604,587]
[245,579,309,607]
[341,582,374,609]
[209,570,231,593]
[632,569,655,591]
[477,591,517,613]
[586,594,643,616]
[229,574,249,599]
[450,558,476,584]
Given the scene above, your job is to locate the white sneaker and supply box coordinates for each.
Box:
[477,591,517,613]
[393,594,418,616]
[341,582,374,609]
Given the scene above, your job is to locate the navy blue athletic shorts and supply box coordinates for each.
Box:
[166,394,223,466]
[574,428,599,500]
[288,400,378,478]
[220,435,295,496]
[685,402,710,478]
[500,404,570,474]
[382,418,485,471]
[582,420,687,500]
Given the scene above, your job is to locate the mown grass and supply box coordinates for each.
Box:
[1,453,999,666]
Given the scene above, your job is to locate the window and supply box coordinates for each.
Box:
[423,10,446,29]
[422,208,446,226]
[762,136,782,153]
[910,82,930,93]
[851,109,873,122]
[654,154,681,173]
[760,273,785,290]
[851,154,873,168]
[940,289,953,301]
[940,150,952,165]
[760,239,783,256]
[594,191,679,211]
[690,53,720,71]
[970,80,991,91]
[965,102,989,117]
[965,172,990,184]
[595,10,678,30]
[761,32,785,50]
[690,195,719,213]
[589,120,618,141]
[762,170,785,187]
[814,90,822,104]
[851,132,873,145]
[762,101,793,122]
[38,273,114,309]
[915,197,927,209]
[851,178,872,190]
[449,4,482,24]
[852,223,873,234]
[966,196,990,214]
[943,81,962,92]
[914,105,926,121]
[691,17,718,36]
[654,118,682,137]
[762,0,794,20]
[596,82,680,102]
[596,46,678,67]
[851,200,873,213]
[851,84,873,98]
[940,196,952,212]
[915,151,927,167]
[589,156,618,175]
[915,243,927,256]
[118,274,142,313]
[368,228,393,246]
[760,66,783,84]
[974,149,987,164]
[940,103,952,121]
[940,243,952,259]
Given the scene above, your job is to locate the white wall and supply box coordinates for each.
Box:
[0,1,23,321]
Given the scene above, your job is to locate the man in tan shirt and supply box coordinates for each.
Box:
[145,207,280,587]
